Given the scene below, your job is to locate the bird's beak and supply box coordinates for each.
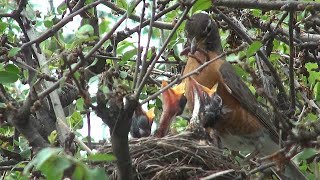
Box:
[188,77,218,107]
[146,107,155,125]
[180,37,197,56]
[190,37,197,54]
[188,77,222,129]
[155,81,186,137]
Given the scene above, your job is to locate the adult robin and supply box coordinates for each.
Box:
[183,13,306,179]
[154,81,186,138]
[130,106,155,138]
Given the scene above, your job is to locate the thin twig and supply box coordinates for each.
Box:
[135,1,195,98]
[136,0,156,88]
[201,169,236,180]
[247,162,276,175]
[101,1,173,29]
[288,10,296,112]
[20,0,105,50]
[85,0,142,60]
[93,55,182,64]
[212,0,320,11]
[133,1,146,88]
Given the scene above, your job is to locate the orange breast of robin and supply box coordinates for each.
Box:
[183,51,263,136]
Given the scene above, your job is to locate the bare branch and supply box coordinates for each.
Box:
[288,11,296,113]
[85,0,142,60]
[136,0,156,88]
[135,1,195,98]
[101,1,173,29]
[20,0,105,50]
[212,0,320,11]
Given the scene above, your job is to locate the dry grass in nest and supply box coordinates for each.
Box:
[98,130,241,179]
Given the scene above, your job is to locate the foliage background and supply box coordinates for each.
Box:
[0,0,320,179]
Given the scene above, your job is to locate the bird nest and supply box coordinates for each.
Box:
[97,130,241,179]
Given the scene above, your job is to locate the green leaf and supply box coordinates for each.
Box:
[117,41,135,54]
[76,98,85,111]
[171,117,188,132]
[39,156,71,180]
[226,53,238,62]
[246,41,262,57]
[119,71,128,79]
[66,111,83,129]
[305,63,320,85]
[5,64,20,74]
[306,113,317,121]
[48,130,57,144]
[116,0,128,10]
[20,148,31,159]
[99,19,111,34]
[294,148,318,161]
[0,21,7,33]
[233,65,249,79]
[76,24,94,39]
[251,9,262,17]
[57,3,67,14]
[101,86,110,94]
[0,102,6,108]
[8,47,21,57]
[86,153,116,162]
[72,165,86,180]
[33,148,63,169]
[121,48,136,62]
[44,15,55,28]
[0,63,4,71]
[269,53,280,62]
[87,168,108,180]
[127,0,136,17]
[314,82,320,101]
[190,0,212,14]
[0,71,19,83]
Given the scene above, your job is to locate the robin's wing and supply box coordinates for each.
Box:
[219,62,279,142]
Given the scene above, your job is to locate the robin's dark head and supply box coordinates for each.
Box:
[130,106,155,138]
[188,77,222,129]
[185,13,222,54]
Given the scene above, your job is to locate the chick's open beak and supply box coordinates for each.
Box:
[188,77,218,111]
[188,77,223,130]
[155,81,186,137]
[146,107,155,125]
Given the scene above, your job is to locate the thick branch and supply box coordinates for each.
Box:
[212,0,320,11]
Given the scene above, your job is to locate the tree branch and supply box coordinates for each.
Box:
[101,1,173,29]
[20,0,105,50]
[288,11,296,113]
[135,1,195,98]
[212,0,320,11]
